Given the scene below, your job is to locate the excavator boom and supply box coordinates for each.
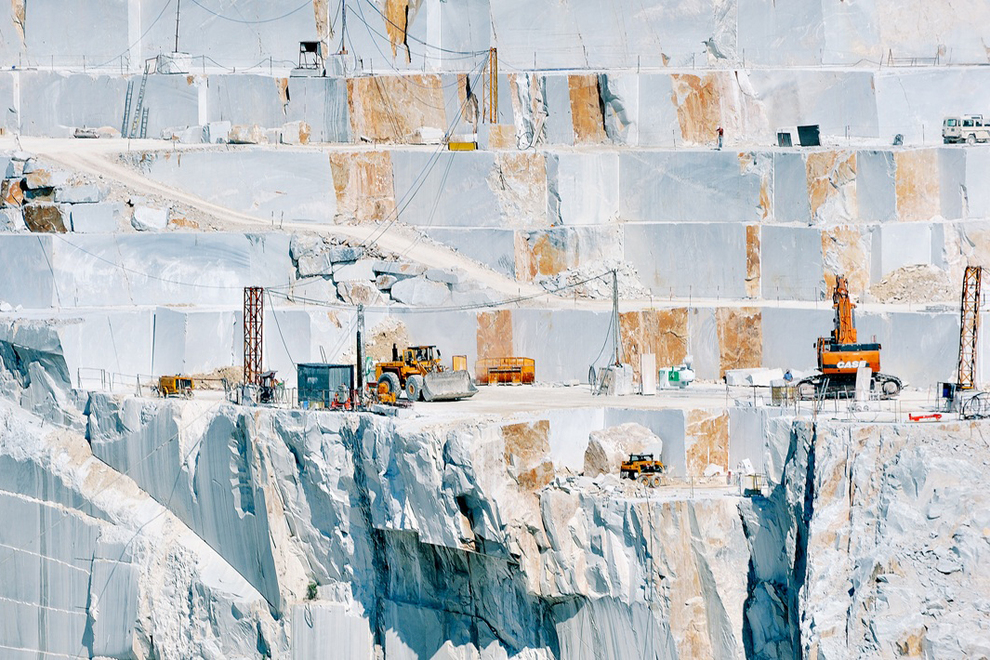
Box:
[831,276,858,345]
[798,275,902,399]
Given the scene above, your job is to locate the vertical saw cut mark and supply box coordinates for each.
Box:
[568,75,608,144]
[670,73,722,145]
[715,307,762,377]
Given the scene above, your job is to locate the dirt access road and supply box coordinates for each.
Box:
[8,136,557,304]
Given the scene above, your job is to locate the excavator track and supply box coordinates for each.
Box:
[796,373,902,400]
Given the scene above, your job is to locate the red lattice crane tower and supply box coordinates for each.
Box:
[243,287,264,387]
[957,266,982,390]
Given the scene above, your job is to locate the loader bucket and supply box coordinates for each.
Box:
[422,370,478,401]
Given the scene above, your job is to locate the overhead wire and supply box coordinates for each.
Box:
[267,289,296,366]
[270,270,613,315]
[356,0,490,56]
[348,2,487,66]
[91,0,175,69]
[358,52,489,250]
[399,153,455,260]
[51,234,298,291]
[186,0,313,24]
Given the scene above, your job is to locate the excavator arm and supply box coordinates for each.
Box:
[831,275,858,345]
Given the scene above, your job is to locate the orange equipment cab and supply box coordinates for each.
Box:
[798,276,901,399]
[816,276,882,377]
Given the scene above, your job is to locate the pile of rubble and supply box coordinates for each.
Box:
[537,260,651,299]
[0,151,192,234]
[290,234,499,307]
[869,264,955,304]
[162,120,312,146]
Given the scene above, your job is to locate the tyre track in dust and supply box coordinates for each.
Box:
[34,144,556,304]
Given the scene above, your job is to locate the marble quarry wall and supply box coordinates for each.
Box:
[3,67,990,147]
[36,144,986,299]
[3,332,987,658]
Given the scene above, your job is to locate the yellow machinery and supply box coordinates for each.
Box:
[620,454,666,487]
[156,375,194,398]
[374,345,478,402]
[475,357,536,385]
[797,275,901,399]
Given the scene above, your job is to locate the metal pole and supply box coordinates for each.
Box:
[339,0,348,55]
[612,269,621,366]
[174,0,181,53]
[356,304,365,402]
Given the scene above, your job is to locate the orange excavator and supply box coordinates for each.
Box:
[797,276,902,399]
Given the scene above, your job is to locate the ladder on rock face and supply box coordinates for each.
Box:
[121,80,134,135]
[138,107,149,139]
[126,61,152,138]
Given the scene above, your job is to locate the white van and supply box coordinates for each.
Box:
[943,115,990,144]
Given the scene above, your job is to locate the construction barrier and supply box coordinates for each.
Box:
[475,357,535,385]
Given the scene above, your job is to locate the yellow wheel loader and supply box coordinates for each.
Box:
[374,345,478,402]
[156,375,194,398]
[620,454,666,487]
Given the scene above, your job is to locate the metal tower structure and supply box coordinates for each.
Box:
[957,266,982,390]
[244,287,264,386]
[482,48,498,123]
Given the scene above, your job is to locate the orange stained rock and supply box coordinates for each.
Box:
[822,226,870,294]
[568,75,607,144]
[670,73,722,145]
[23,204,67,233]
[384,0,411,62]
[476,309,514,360]
[715,307,762,377]
[805,151,857,221]
[759,173,771,220]
[328,151,396,222]
[487,125,516,150]
[746,225,761,298]
[515,231,570,282]
[11,0,24,44]
[168,216,199,229]
[619,309,689,384]
[895,149,940,222]
[684,409,729,477]
[2,179,23,207]
[502,419,553,491]
[346,75,445,143]
[313,0,330,51]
